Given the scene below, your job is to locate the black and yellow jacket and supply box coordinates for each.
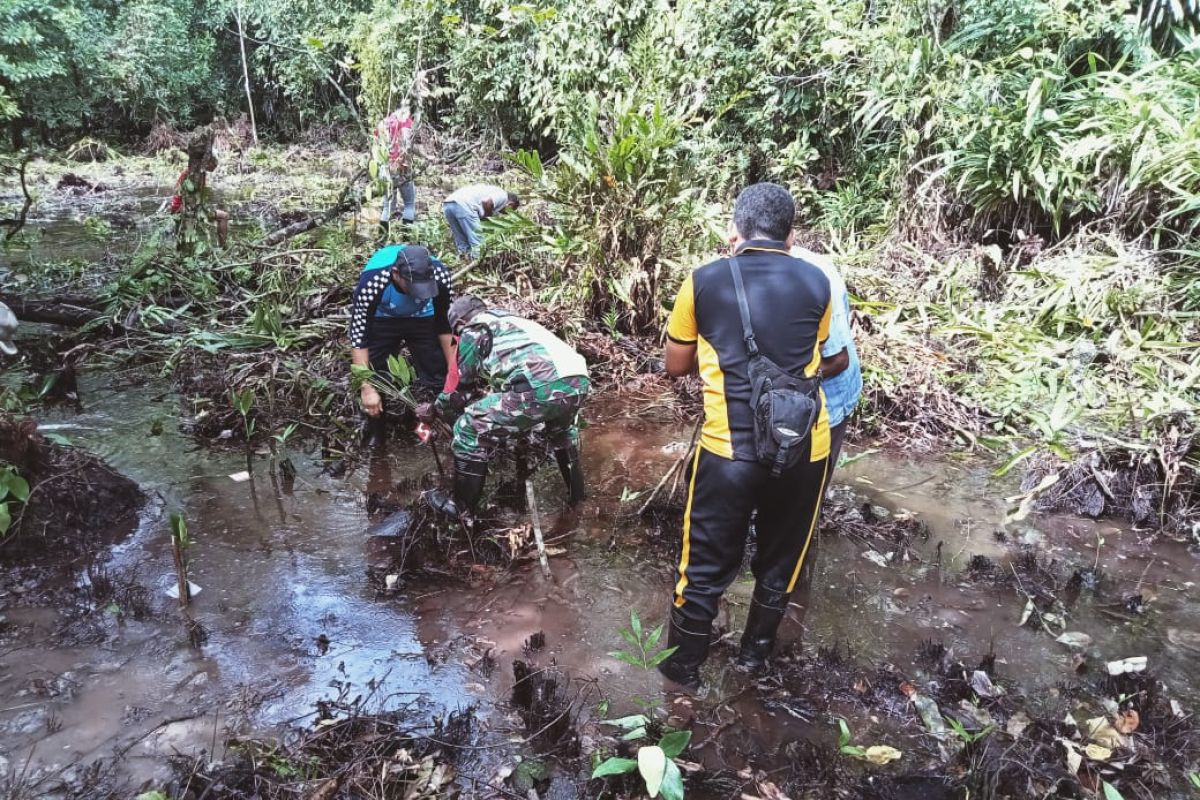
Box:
[666,239,833,463]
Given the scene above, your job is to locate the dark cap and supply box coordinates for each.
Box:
[392,245,438,301]
[448,294,487,333]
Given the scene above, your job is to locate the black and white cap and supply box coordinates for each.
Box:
[393,245,438,301]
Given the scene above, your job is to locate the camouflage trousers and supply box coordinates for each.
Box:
[452,376,590,460]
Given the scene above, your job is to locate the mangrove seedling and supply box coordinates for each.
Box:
[270,422,299,479]
[350,354,417,411]
[945,715,994,745]
[610,610,676,672]
[608,610,678,720]
[231,388,256,441]
[592,729,690,800]
[169,512,191,608]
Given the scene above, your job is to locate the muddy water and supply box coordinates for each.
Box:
[3,367,1198,792]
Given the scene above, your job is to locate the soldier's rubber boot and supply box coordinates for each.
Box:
[656,609,711,690]
[554,445,586,505]
[733,585,791,674]
[361,413,388,450]
[427,457,488,520]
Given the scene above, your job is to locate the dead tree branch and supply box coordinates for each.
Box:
[0,154,35,241]
[262,166,367,246]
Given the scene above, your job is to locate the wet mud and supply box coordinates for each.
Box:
[0,365,1196,798]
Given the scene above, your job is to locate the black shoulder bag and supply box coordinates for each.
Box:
[730,257,822,476]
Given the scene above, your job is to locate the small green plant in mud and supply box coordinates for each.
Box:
[270,422,299,479]
[230,388,256,441]
[592,728,691,800]
[945,715,994,746]
[1187,771,1200,792]
[168,511,192,608]
[836,718,903,765]
[0,463,31,536]
[591,611,690,796]
[609,610,676,672]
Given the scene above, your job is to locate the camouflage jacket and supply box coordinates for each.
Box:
[454,311,588,394]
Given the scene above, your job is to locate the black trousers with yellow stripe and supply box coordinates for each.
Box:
[672,445,829,626]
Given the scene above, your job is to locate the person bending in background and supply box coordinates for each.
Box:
[350,244,454,448]
[419,295,588,520]
[374,105,417,238]
[442,184,521,259]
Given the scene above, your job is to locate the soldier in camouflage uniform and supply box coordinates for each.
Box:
[420,295,589,520]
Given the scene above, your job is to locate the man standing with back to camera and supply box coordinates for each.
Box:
[658,183,835,689]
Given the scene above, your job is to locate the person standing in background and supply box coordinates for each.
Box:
[374,104,417,238]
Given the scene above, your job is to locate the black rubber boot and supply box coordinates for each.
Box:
[656,609,711,690]
[361,414,387,450]
[554,445,586,505]
[427,457,488,520]
[734,585,791,673]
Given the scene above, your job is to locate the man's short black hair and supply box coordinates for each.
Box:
[733,182,796,242]
[507,191,521,209]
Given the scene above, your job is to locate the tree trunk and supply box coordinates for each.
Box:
[177,129,217,255]
[235,1,259,147]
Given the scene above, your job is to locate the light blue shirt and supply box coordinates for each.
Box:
[793,247,862,427]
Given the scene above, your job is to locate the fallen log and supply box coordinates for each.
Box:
[0,292,102,327]
[261,166,366,246]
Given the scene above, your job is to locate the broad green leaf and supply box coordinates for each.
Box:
[609,651,645,668]
[659,759,684,800]
[591,757,638,778]
[3,472,26,502]
[645,646,678,668]
[644,623,664,651]
[630,609,642,640]
[993,446,1037,478]
[638,746,667,798]
[0,503,11,535]
[619,627,640,649]
[621,726,648,741]
[601,714,649,730]
[658,730,692,759]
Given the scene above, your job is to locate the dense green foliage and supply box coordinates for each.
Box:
[3,0,1197,243]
